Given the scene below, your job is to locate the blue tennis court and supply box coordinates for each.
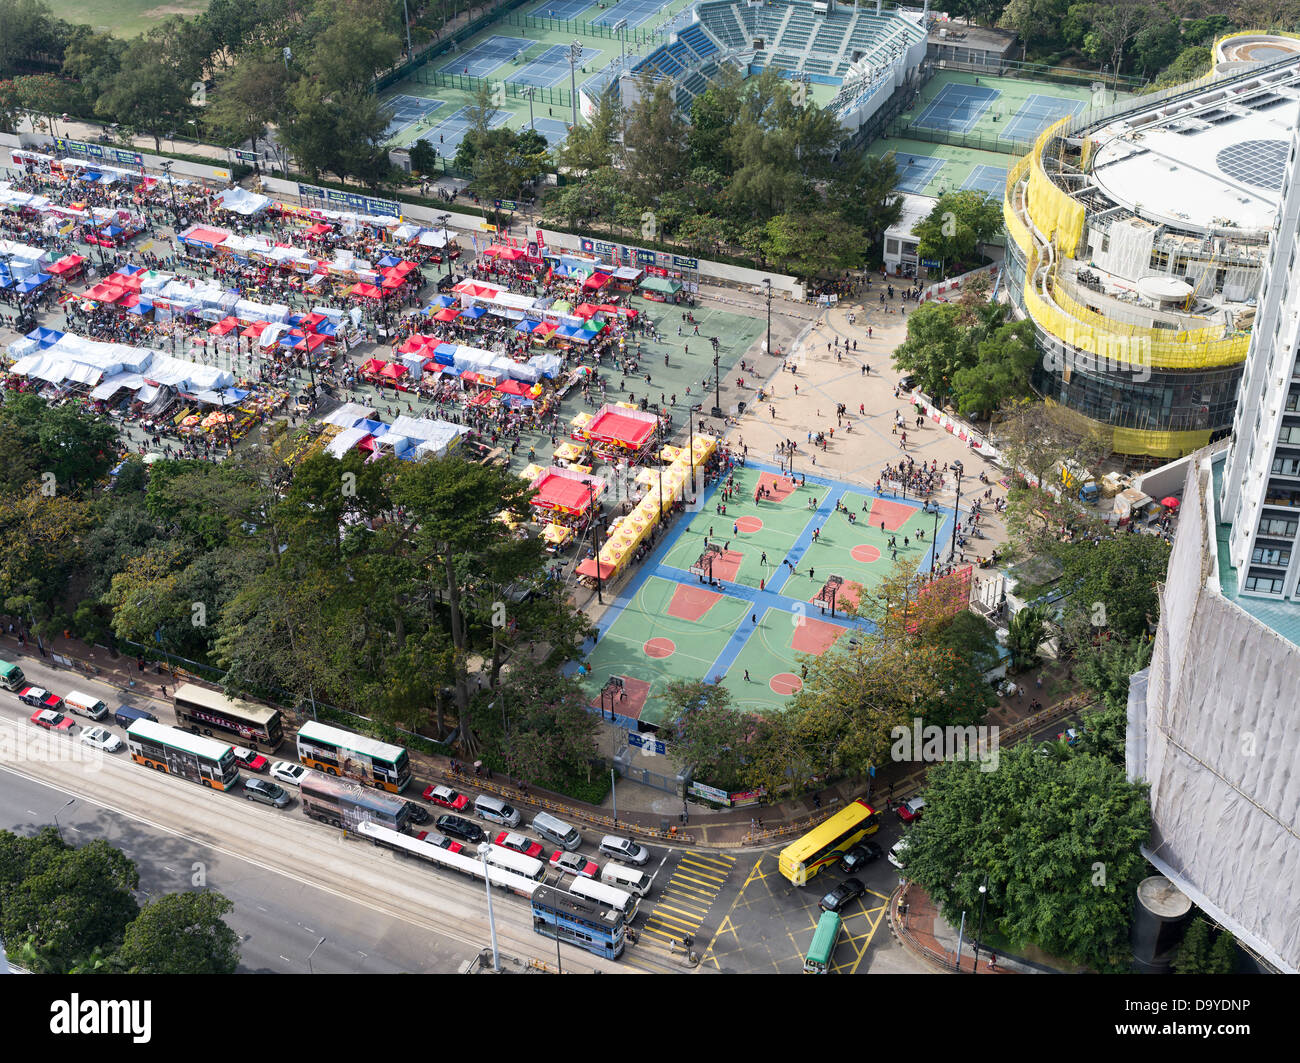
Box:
[894,152,944,195]
[913,83,999,133]
[440,35,529,78]
[512,44,603,88]
[1001,94,1085,141]
[961,163,1008,195]
[427,105,512,156]
[592,0,665,29]
[532,0,593,17]
[381,94,444,141]
[529,116,573,148]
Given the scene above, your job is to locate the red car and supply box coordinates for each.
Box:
[30,708,74,731]
[897,797,926,823]
[17,686,64,712]
[415,831,464,854]
[550,850,599,878]
[494,831,543,859]
[232,747,269,772]
[423,784,469,811]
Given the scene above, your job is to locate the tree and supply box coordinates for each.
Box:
[950,318,1038,418]
[833,152,903,255]
[619,71,689,211]
[891,301,979,400]
[118,890,240,974]
[994,400,1111,497]
[207,53,290,156]
[307,0,401,96]
[760,210,866,282]
[409,136,438,176]
[95,41,193,152]
[556,82,619,174]
[1077,1,1150,74]
[901,743,1151,971]
[1000,0,1070,59]
[1076,696,1130,767]
[1172,916,1232,974]
[1151,45,1211,88]
[911,189,1002,272]
[663,680,754,791]
[1054,534,1170,640]
[0,0,65,80]
[1006,601,1051,670]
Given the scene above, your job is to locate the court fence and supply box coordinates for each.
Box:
[503,11,659,45]
[373,0,534,94]
[417,68,574,110]
[924,56,1145,90]
[886,118,1035,158]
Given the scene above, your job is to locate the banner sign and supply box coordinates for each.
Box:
[688,781,730,805]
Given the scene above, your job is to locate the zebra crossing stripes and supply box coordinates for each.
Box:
[640,852,735,947]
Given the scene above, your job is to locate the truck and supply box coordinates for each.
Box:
[0,660,26,692]
[1058,460,1100,504]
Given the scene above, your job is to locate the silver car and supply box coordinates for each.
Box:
[243,777,291,808]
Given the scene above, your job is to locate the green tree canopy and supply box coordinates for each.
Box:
[118,890,241,974]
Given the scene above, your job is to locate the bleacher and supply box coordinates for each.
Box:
[678,24,719,60]
[697,4,748,50]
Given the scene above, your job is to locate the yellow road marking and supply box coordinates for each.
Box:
[654,902,707,922]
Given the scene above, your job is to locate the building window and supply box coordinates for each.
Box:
[886,239,899,254]
[1251,545,1291,566]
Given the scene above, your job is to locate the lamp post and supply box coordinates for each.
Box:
[930,502,940,576]
[568,40,583,131]
[948,467,964,564]
[306,935,325,974]
[971,876,988,973]
[711,352,722,419]
[159,161,180,227]
[438,214,452,278]
[401,0,413,59]
[478,843,502,972]
[51,798,76,843]
[763,278,772,356]
[688,402,702,504]
[526,86,536,132]
[587,481,603,604]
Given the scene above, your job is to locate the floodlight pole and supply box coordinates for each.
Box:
[569,40,583,131]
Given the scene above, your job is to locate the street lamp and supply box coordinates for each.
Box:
[159,160,180,227]
[568,40,584,132]
[587,481,604,604]
[763,278,772,357]
[688,402,702,504]
[971,877,989,973]
[306,935,325,974]
[525,86,536,132]
[438,214,452,278]
[477,843,502,972]
[51,798,76,843]
[948,466,964,564]
[711,352,722,419]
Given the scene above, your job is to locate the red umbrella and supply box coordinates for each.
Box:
[1160,497,1180,509]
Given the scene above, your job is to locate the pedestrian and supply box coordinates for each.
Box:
[751,613,757,625]
[744,669,751,682]
[988,952,997,970]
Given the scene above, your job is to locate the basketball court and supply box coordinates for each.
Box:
[578,463,955,724]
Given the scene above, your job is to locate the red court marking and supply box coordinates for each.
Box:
[836,581,863,611]
[667,583,723,621]
[866,497,916,532]
[735,515,763,533]
[792,616,848,655]
[769,672,803,695]
[851,544,881,563]
[588,675,650,720]
[643,638,675,658]
[712,549,743,582]
[757,472,797,503]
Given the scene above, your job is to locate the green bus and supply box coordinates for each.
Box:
[0,660,26,692]
[804,911,842,973]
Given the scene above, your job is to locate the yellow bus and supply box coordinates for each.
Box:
[778,798,881,886]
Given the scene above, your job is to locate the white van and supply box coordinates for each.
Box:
[601,861,652,897]
[64,690,109,721]
[474,794,521,827]
[598,834,649,866]
[532,811,582,851]
[888,837,910,871]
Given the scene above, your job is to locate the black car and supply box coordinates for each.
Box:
[404,801,431,825]
[838,842,884,874]
[436,814,483,844]
[819,877,866,913]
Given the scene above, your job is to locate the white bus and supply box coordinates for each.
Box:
[297,720,411,793]
[567,875,638,920]
[356,822,538,898]
[486,844,546,882]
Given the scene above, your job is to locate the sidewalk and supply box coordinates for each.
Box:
[891,882,1025,974]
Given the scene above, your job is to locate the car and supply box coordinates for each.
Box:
[416,831,464,854]
[819,877,866,913]
[404,801,431,825]
[270,761,307,787]
[550,850,599,878]
[897,797,926,824]
[898,374,915,391]
[30,708,74,732]
[243,777,291,808]
[839,841,884,873]
[599,834,650,865]
[232,746,269,772]
[437,814,484,844]
[1056,727,1082,746]
[423,784,469,811]
[79,727,122,752]
[888,838,910,870]
[494,831,543,859]
[17,686,63,711]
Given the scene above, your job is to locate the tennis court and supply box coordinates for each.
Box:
[961,163,1008,195]
[512,43,603,88]
[1001,93,1085,141]
[380,94,444,141]
[426,105,511,156]
[528,116,573,147]
[531,0,593,18]
[894,152,944,194]
[592,0,665,29]
[439,34,528,78]
[913,82,999,133]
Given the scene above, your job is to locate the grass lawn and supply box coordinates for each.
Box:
[45,0,207,38]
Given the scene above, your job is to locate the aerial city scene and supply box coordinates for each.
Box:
[0,0,1294,999]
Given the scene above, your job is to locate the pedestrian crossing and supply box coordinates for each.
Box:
[639,851,736,948]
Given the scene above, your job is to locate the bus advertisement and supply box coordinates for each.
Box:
[173,682,284,751]
[778,798,881,886]
[300,770,412,832]
[126,719,239,791]
[296,720,411,793]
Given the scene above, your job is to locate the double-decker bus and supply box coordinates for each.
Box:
[173,682,283,752]
[804,911,842,973]
[778,798,881,886]
[300,770,412,832]
[356,822,538,897]
[127,718,239,791]
[531,885,625,960]
[296,720,411,793]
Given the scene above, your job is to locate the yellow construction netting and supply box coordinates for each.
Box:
[1003,154,1033,255]
[1112,426,1213,460]
[1026,118,1086,259]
